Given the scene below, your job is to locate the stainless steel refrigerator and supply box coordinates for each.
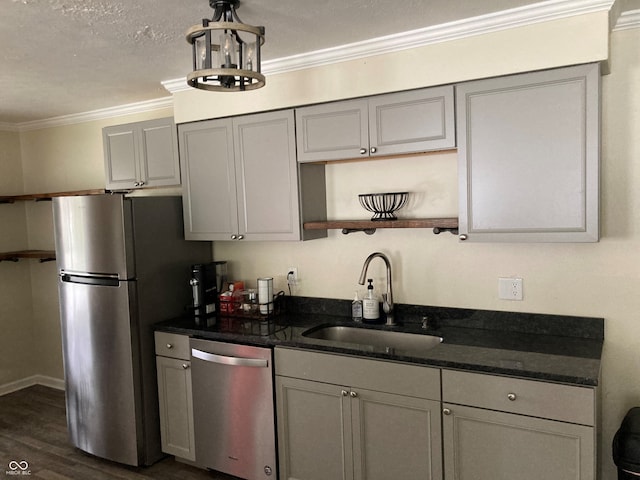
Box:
[53,194,211,466]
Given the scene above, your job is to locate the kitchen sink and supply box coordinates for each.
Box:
[302,324,443,352]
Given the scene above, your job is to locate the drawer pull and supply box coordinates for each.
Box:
[182,363,189,370]
[166,343,173,349]
[350,391,358,398]
[443,408,452,415]
[507,393,517,401]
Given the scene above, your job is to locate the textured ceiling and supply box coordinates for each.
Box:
[0,0,630,125]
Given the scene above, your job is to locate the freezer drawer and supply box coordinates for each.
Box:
[190,338,277,480]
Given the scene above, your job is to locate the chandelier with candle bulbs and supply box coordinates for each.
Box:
[186,0,265,92]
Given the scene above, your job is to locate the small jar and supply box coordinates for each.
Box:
[242,289,259,313]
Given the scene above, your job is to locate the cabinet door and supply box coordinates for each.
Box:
[442,403,595,480]
[296,99,369,162]
[103,124,140,189]
[352,388,442,480]
[233,110,301,241]
[139,118,181,187]
[368,86,455,156]
[457,63,600,242]
[179,118,239,241]
[276,376,353,480]
[156,356,195,461]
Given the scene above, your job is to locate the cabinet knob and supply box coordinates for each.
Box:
[443,408,452,415]
[459,234,468,241]
[166,343,173,349]
[350,391,358,398]
[182,363,189,370]
[341,390,349,397]
[231,235,238,240]
[237,235,244,240]
[359,148,367,155]
[370,147,377,154]
[507,393,517,401]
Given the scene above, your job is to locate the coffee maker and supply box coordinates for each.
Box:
[190,261,227,323]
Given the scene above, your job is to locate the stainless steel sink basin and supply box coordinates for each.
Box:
[302,325,443,353]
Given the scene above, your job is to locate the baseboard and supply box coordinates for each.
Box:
[0,375,65,396]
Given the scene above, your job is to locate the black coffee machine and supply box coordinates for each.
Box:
[190,261,227,322]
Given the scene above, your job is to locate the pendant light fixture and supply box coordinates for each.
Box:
[186,0,265,92]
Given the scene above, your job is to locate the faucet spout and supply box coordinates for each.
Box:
[358,252,395,326]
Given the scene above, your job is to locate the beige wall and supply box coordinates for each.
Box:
[1,12,636,478]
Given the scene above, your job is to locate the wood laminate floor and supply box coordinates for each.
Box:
[0,385,237,479]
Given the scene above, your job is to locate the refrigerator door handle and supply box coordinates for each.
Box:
[60,271,120,287]
[191,348,269,368]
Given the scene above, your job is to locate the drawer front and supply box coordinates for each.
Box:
[275,347,440,400]
[442,369,595,425]
[154,331,190,360]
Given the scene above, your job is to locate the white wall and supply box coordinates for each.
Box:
[1,12,636,478]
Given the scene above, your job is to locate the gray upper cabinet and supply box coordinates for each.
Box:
[103,117,180,190]
[457,63,600,242]
[296,86,455,162]
[179,110,326,241]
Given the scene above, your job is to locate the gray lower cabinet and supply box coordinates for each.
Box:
[442,369,597,480]
[103,117,180,190]
[275,347,443,480]
[154,332,195,462]
[179,109,325,241]
[296,86,455,162]
[456,63,600,242]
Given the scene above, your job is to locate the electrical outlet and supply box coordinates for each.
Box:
[287,267,298,286]
[498,277,523,301]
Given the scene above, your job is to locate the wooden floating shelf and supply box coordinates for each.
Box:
[304,218,459,235]
[0,250,56,263]
[0,189,105,204]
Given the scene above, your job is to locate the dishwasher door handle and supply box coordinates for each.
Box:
[191,348,269,368]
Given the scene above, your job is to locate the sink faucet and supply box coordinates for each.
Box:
[358,252,395,326]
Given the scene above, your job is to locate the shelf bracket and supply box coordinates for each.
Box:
[433,227,459,235]
[341,228,377,235]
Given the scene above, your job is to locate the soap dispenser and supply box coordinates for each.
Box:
[362,279,380,321]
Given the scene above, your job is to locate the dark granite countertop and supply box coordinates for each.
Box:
[155,297,603,387]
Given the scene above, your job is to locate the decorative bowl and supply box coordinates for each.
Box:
[358,192,409,221]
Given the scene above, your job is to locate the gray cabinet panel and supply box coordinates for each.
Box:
[179,119,238,241]
[369,86,455,156]
[103,117,180,190]
[296,86,455,163]
[443,403,595,480]
[295,99,368,162]
[233,110,301,240]
[155,356,195,461]
[457,63,600,242]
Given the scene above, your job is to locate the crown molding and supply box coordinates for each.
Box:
[13,97,173,132]
[613,9,640,31]
[162,0,614,94]
[2,0,619,130]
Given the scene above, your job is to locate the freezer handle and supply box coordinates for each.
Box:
[191,348,269,368]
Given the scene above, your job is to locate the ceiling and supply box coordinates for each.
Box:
[0,0,634,126]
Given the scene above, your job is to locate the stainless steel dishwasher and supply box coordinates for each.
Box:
[190,338,277,480]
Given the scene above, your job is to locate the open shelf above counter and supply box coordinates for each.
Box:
[0,250,56,263]
[304,218,459,235]
[0,189,105,204]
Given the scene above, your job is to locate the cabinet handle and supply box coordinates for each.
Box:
[138,181,145,186]
[237,235,244,240]
[370,147,377,154]
[459,234,468,241]
[443,408,452,415]
[341,390,348,397]
[166,343,173,349]
[134,182,140,187]
[507,393,517,401]
[359,148,367,155]
[231,235,238,240]
[350,391,358,398]
[182,363,189,370]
